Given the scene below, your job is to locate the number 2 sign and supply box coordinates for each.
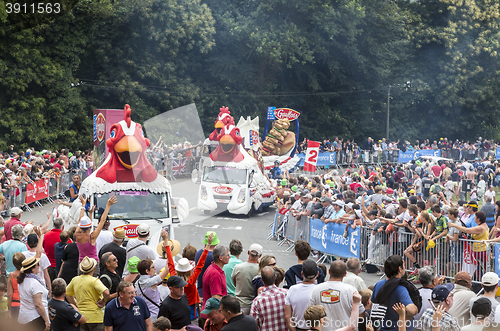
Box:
[304,141,320,172]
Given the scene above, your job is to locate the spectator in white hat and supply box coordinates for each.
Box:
[232,243,262,314]
[468,272,499,325]
[123,222,157,277]
[75,195,117,276]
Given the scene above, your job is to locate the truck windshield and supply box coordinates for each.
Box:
[203,166,247,185]
[93,191,169,220]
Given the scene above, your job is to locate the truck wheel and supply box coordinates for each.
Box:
[245,204,254,218]
[204,210,210,215]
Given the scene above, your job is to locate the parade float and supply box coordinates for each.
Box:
[57,105,188,249]
[197,107,276,215]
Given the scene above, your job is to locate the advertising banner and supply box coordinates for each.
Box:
[496,148,500,160]
[495,244,500,277]
[25,179,49,203]
[297,152,336,166]
[309,218,360,259]
[303,141,320,172]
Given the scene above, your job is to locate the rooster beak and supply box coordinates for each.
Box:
[114,136,143,169]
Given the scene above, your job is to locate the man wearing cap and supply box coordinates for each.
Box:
[123,223,157,277]
[0,224,27,275]
[202,297,228,331]
[195,231,219,298]
[463,201,479,229]
[158,275,191,329]
[318,196,334,223]
[66,257,110,331]
[250,266,287,331]
[268,161,282,180]
[324,199,346,224]
[448,271,476,328]
[23,232,52,294]
[104,281,153,331]
[468,272,499,327]
[2,207,32,243]
[201,245,229,324]
[43,217,70,282]
[462,298,492,331]
[231,243,262,315]
[99,228,127,278]
[420,283,460,331]
[285,259,318,331]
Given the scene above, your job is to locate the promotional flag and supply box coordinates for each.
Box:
[304,140,320,172]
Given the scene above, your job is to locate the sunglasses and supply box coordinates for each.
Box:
[268,262,277,266]
[110,258,117,262]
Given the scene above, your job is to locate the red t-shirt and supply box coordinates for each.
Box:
[43,229,72,267]
[2,217,24,243]
[431,165,442,177]
[201,263,227,318]
[53,163,62,171]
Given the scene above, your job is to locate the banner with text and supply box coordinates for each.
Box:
[398,149,441,163]
[303,141,320,172]
[297,152,337,166]
[25,179,50,203]
[309,218,360,259]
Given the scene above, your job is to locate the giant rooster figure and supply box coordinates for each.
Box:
[96,104,157,183]
[208,106,235,141]
[210,124,244,162]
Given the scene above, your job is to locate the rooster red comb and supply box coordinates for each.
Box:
[124,104,132,127]
[220,106,230,114]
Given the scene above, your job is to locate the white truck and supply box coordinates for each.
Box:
[197,112,275,215]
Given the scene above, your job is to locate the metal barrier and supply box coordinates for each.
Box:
[267,209,495,283]
[1,169,90,214]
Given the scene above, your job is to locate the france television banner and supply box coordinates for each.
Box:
[25,179,49,203]
[495,244,500,277]
[398,149,441,163]
[309,218,360,259]
[496,148,500,160]
[297,152,336,166]
[304,141,320,172]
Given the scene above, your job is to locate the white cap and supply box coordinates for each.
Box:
[10,207,23,217]
[345,202,354,210]
[481,272,499,286]
[78,216,92,228]
[333,200,345,207]
[248,243,263,256]
[137,223,150,236]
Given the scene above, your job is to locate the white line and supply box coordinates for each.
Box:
[189,207,197,211]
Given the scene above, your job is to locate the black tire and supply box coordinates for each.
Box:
[203,210,210,215]
[245,204,254,218]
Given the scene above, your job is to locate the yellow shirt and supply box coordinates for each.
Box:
[471,227,489,252]
[66,274,107,323]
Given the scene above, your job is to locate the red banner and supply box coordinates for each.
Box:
[25,179,49,203]
[303,140,320,172]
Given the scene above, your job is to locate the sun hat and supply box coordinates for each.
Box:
[291,185,298,192]
[78,216,92,228]
[113,228,126,240]
[127,256,141,273]
[157,239,181,257]
[203,231,220,245]
[79,256,97,273]
[280,179,288,186]
[21,256,40,272]
[175,258,194,273]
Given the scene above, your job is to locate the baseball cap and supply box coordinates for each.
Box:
[431,283,454,302]
[481,272,499,286]
[302,260,318,279]
[333,200,345,207]
[454,271,472,285]
[471,297,492,319]
[368,210,378,216]
[248,243,263,256]
[304,194,313,199]
[345,202,354,209]
[137,224,150,236]
[78,216,92,228]
[201,297,221,315]
[320,196,331,203]
[27,233,38,245]
[167,275,188,288]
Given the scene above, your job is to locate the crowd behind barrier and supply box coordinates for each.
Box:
[268,210,498,284]
[2,169,89,213]
[296,147,500,168]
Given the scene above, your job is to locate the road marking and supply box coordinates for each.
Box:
[256,212,269,216]
[195,224,220,229]
[221,226,242,231]
[216,217,248,222]
[189,207,197,211]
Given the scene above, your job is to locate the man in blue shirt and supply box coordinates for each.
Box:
[0,224,27,275]
[464,201,478,228]
[324,200,346,224]
[268,161,282,179]
[104,281,153,331]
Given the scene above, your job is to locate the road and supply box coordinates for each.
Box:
[24,177,383,287]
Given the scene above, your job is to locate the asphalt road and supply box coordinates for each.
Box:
[23,176,383,287]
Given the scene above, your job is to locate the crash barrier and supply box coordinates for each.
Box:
[296,147,499,167]
[267,210,496,283]
[2,169,90,213]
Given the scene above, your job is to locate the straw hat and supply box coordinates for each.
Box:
[157,239,181,257]
[79,256,97,273]
[21,256,40,272]
[113,228,126,240]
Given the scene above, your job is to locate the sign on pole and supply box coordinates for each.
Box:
[304,140,320,172]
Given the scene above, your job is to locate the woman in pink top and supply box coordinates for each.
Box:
[75,195,117,275]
